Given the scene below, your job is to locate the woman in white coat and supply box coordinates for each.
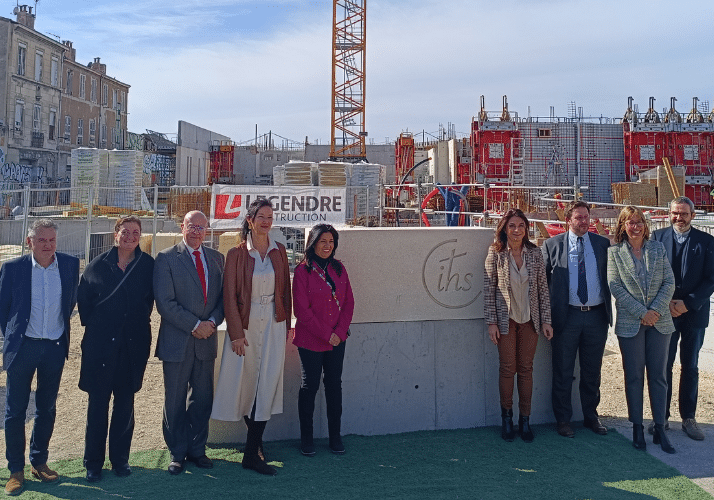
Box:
[211,199,292,475]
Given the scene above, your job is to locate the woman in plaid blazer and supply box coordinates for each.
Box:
[607,206,675,454]
[484,209,553,443]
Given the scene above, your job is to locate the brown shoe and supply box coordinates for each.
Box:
[557,421,575,438]
[31,463,60,483]
[5,472,24,496]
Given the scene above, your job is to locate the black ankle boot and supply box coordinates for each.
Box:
[501,408,515,442]
[243,420,276,475]
[519,415,534,443]
[653,424,675,454]
[632,424,646,450]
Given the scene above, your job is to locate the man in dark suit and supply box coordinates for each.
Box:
[0,219,79,496]
[542,201,612,438]
[154,211,225,475]
[652,196,714,441]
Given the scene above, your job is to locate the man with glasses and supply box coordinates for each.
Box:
[0,219,79,495]
[652,196,714,441]
[154,211,225,474]
[542,201,612,438]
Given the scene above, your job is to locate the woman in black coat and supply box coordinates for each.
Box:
[77,215,154,482]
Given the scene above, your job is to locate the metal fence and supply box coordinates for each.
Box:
[0,184,381,270]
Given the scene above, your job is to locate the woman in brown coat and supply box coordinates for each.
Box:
[211,199,291,476]
[484,208,553,442]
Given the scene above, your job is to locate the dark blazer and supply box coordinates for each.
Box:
[653,226,714,328]
[542,231,613,333]
[153,241,225,363]
[0,252,79,370]
[77,247,154,394]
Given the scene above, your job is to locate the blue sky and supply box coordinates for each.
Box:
[26,0,714,144]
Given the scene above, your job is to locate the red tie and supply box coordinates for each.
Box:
[193,250,207,304]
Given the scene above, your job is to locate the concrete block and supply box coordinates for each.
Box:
[337,227,493,323]
[218,232,239,256]
[153,233,183,253]
[139,234,152,254]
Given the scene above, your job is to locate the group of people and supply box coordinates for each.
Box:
[1,196,712,495]
[0,201,354,495]
[484,197,714,455]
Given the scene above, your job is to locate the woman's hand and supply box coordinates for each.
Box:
[231,337,249,356]
[488,324,500,345]
[641,310,660,326]
[542,323,554,340]
[329,333,341,347]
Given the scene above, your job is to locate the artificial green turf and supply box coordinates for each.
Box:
[1,425,710,499]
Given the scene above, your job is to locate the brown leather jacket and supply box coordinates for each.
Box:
[223,241,292,341]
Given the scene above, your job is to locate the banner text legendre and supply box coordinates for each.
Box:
[210,184,347,229]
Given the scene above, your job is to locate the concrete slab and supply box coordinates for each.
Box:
[337,227,493,323]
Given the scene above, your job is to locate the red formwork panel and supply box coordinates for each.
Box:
[668,131,714,167]
[209,148,234,182]
[395,133,415,183]
[623,127,667,181]
[471,119,519,182]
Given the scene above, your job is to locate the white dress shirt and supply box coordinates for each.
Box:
[25,253,64,340]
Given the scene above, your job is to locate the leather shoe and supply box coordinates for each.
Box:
[187,455,213,469]
[168,460,185,475]
[112,463,132,477]
[31,464,59,483]
[86,469,102,483]
[242,454,277,476]
[5,472,24,496]
[648,420,669,435]
[557,422,575,438]
[682,418,705,441]
[584,418,608,435]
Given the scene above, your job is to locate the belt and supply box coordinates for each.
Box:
[24,336,56,341]
[569,304,603,312]
[252,294,275,305]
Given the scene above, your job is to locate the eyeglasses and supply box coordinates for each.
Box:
[186,224,206,233]
[626,221,645,228]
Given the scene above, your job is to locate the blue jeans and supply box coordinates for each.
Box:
[5,338,65,473]
[666,323,706,420]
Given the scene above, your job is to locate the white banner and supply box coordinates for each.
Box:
[210,184,347,229]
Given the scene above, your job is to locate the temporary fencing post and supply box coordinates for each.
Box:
[20,185,30,255]
[84,186,94,266]
[378,183,383,226]
[152,185,158,258]
[417,179,423,227]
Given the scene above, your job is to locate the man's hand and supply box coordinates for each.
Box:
[193,321,216,339]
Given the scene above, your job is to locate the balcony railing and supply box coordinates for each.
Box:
[31,131,44,148]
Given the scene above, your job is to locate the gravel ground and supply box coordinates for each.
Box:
[0,310,712,466]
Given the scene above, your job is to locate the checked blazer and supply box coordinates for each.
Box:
[607,239,675,338]
[484,244,552,336]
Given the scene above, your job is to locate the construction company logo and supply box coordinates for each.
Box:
[214,194,242,219]
[421,239,481,309]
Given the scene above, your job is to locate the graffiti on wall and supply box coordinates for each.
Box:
[0,147,45,204]
[143,153,175,186]
[126,132,144,151]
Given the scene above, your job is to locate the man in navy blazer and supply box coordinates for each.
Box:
[0,219,79,495]
[542,201,612,438]
[652,196,714,441]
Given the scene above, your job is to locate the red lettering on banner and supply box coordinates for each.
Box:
[214,194,242,219]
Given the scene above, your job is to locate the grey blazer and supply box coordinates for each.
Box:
[607,239,675,338]
[153,241,225,362]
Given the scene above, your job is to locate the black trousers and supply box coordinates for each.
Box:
[551,307,608,423]
[297,342,346,439]
[84,345,135,472]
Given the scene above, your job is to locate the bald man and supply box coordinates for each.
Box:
[154,211,225,475]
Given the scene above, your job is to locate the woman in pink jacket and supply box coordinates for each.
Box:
[293,224,355,457]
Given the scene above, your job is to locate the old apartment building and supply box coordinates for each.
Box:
[0,5,129,186]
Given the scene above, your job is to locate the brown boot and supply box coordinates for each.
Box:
[5,471,24,496]
[32,463,60,483]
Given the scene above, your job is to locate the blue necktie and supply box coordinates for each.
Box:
[577,236,588,305]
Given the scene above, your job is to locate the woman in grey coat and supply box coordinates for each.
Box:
[607,206,675,453]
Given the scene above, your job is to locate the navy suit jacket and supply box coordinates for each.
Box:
[0,253,80,370]
[653,226,714,328]
[542,231,613,333]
